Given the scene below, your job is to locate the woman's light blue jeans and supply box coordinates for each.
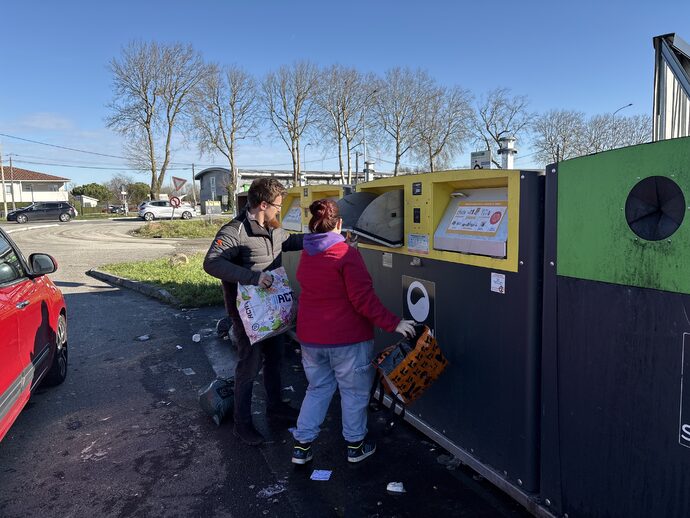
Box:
[293,340,375,443]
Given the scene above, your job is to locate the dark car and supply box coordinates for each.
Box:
[107,205,125,214]
[0,227,67,442]
[7,202,78,224]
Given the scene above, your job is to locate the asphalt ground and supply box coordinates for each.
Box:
[0,220,531,517]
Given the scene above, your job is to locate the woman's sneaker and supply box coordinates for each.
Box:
[346,438,376,463]
[291,441,313,464]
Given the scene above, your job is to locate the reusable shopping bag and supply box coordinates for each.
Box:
[236,266,297,345]
[372,324,448,409]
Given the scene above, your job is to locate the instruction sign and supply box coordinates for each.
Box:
[491,272,506,294]
[281,200,302,231]
[447,201,507,236]
[471,150,492,169]
[407,233,429,254]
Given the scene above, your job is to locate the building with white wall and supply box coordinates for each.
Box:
[0,167,70,205]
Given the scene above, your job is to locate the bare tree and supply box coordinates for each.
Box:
[414,85,473,172]
[532,110,652,164]
[613,114,652,148]
[373,68,434,175]
[532,109,586,164]
[577,113,653,155]
[192,64,260,212]
[343,74,378,184]
[313,65,360,183]
[576,114,612,155]
[106,41,208,198]
[472,88,534,168]
[262,61,319,184]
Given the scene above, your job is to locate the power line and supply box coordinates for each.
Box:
[0,132,129,160]
[6,158,190,171]
[0,131,430,171]
[0,131,339,169]
[514,150,540,161]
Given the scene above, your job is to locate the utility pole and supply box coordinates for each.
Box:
[0,145,7,218]
[191,164,197,206]
[9,156,16,211]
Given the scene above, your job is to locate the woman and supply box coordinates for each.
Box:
[291,199,415,465]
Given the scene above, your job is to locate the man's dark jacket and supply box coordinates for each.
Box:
[203,210,303,318]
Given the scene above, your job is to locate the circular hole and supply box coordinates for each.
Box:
[625,176,685,241]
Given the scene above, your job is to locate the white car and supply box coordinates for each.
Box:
[138,201,196,221]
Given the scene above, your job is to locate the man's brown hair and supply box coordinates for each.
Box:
[247,178,287,208]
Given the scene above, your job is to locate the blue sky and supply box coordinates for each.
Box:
[1,0,688,186]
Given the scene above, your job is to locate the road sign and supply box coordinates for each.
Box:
[172,176,187,191]
[470,150,492,169]
[170,196,181,208]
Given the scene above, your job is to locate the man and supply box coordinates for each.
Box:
[204,178,303,445]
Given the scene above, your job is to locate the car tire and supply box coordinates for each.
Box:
[16,214,28,224]
[181,211,192,220]
[44,314,68,387]
[144,212,154,221]
[59,213,71,222]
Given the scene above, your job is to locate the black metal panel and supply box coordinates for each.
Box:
[553,277,690,518]
[540,163,563,512]
[360,171,544,492]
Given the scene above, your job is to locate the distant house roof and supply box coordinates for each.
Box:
[3,167,70,182]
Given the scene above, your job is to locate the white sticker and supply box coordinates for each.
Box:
[448,201,507,236]
[382,252,393,268]
[407,234,429,254]
[679,333,690,448]
[491,272,506,294]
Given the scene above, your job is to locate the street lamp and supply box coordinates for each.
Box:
[355,151,363,182]
[611,103,633,149]
[357,88,378,184]
[303,142,312,184]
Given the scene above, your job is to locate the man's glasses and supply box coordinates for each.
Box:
[267,202,282,209]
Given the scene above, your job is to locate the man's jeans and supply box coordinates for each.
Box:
[293,340,375,443]
[231,315,284,426]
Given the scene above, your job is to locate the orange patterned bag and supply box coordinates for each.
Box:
[373,325,448,406]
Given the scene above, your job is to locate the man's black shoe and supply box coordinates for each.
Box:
[233,422,264,446]
[347,437,376,463]
[267,402,299,422]
[291,441,313,464]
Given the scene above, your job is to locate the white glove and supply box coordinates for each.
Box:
[258,271,273,289]
[395,319,416,338]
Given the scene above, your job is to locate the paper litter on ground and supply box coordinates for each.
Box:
[310,470,332,481]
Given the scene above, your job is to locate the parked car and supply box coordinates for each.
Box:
[138,200,196,221]
[7,202,78,224]
[0,228,67,442]
[107,205,126,214]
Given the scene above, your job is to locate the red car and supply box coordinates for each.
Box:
[0,227,67,442]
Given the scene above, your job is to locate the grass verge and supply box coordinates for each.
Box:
[100,253,223,307]
[76,213,118,220]
[131,218,230,239]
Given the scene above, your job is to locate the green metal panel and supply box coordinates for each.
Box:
[557,137,690,294]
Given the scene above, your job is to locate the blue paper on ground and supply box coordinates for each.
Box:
[310,470,332,481]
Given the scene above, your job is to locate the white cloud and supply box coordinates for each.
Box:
[17,112,76,131]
